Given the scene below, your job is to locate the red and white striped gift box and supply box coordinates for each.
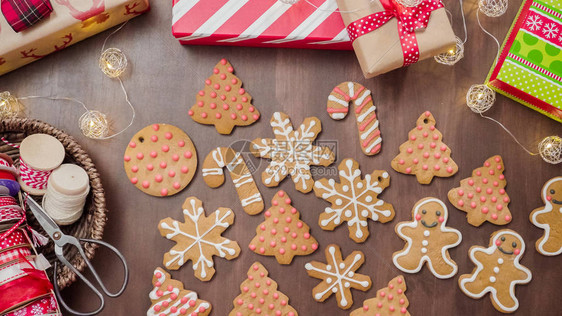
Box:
[172,0,352,50]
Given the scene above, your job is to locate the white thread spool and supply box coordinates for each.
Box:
[43,164,90,225]
[18,134,65,195]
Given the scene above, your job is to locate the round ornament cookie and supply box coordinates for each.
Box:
[124,124,197,197]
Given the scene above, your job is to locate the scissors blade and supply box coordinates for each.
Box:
[26,197,61,238]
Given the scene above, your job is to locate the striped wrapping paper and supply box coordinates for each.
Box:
[486,0,562,122]
[172,0,352,50]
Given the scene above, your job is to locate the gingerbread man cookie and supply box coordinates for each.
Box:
[530,176,562,256]
[148,267,211,316]
[305,244,372,310]
[327,82,382,156]
[158,196,241,281]
[391,111,458,184]
[124,124,197,197]
[459,229,532,313]
[392,197,462,279]
[313,158,395,243]
[188,59,260,134]
[251,112,335,193]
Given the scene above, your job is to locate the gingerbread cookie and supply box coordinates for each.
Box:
[148,267,211,316]
[392,197,462,279]
[327,82,382,156]
[459,229,532,313]
[251,112,335,193]
[313,158,394,243]
[448,155,512,226]
[188,59,260,134]
[230,262,298,316]
[202,147,264,215]
[305,244,372,310]
[124,124,197,197]
[350,275,411,316]
[158,196,241,281]
[249,190,318,264]
[530,176,562,256]
[391,111,458,184]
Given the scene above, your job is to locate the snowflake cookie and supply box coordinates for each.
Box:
[148,267,211,316]
[530,176,562,256]
[305,244,372,310]
[230,262,298,316]
[458,229,532,313]
[158,196,241,281]
[251,112,335,193]
[313,158,395,243]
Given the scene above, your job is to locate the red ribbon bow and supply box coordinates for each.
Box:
[346,0,444,66]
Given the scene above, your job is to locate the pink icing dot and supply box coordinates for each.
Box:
[259,236,265,242]
[272,200,279,206]
[220,59,227,65]
[201,112,208,119]
[406,148,413,154]
[397,278,403,284]
[424,111,430,117]
[155,174,163,182]
[279,248,286,254]
[499,188,505,195]
[363,305,369,311]
[285,217,292,223]
[499,174,505,180]
[489,169,495,175]
[491,214,498,220]
[265,211,271,217]
[154,305,161,312]
[443,157,449,163]
[160,162,167,169]
[168,170,176,177]
[184,151,192,159]
[486,188,493,194]
[380,291,386,297]
[312,243,318,250]
[242,96,248,102]
[151,135,158,142]
[491,196,497,202]
[171,154,179,162]
[142,181,150,188]
[198,90,205,96]
[279,208,285,214]
[470,202,476,208]
[440,145,447,151]
[225,85,232,92]
[253,114,259,120]
[162,145,169,152]
[129,141,136,148]
[497,164,502,170]
[173,182,180,189]
[237,299,244,305]
[124,155,131,162]
[401,307,407,314]
[231,113,237,120]
[239,88,245,95]
[181,166,189,173]
[476,170,482,176]
[160,188,168,196]
[503,197,509,203]
[243,286,249,292]
[259,247,265,254]
[417,125,423,130]
[505,215,511,222]
[388,294,394,300]
[493,181,499,187]
[476,187,482,193]
[485,161,491,167]
[468,179,474,186]
[389,284,394,289]
[413,158,419,164]
[285,198,291,204]
[482,207,489,214]
[178,140,185,147]
[483,178,489,184]
[210,103,217,109]
[496,204,503,211]
[197,101,204,107]
[438,216,444,223]
[405,167,412,174]
[422,164,428,170]
[297,222,303,229]
[131,165,139,173]
[281,237,287,243]
[150,151,157,158]
[434,153,441,159]
[284,227,290,233]
[430,142,436,148]
[136,152,144,160]
[432,134,438,140]
[423,132,428,137]
[458,200,464,207]
[215,113,222,119]
[398,159,405,165]
[270,241,276,247]
[248,303,254,310]
[458,189,464,196]
[434,165,440,171]
[271,228,277,235]
[397,289,403,294]
[415,214,421,221]
[241,114,248,121]
[468,193,474,198]
[130,177,138,184]
[291,232,297,238]
[260,225,266,231]
[389,306,395,312]
[152,124,160,131]
[480,196,486,202]
[377,303,383,308]
[423,152,430,158]
[291,208,297,214]
[400,298,405,304]
[410,135,416,141]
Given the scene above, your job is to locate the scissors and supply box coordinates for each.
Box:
[26,197,129,316]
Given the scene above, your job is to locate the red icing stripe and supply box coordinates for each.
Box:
[362,130,381,148]
[327,108,349,113]
[332,86,351,101]
[359,113,378,131]
[355,96,372,114]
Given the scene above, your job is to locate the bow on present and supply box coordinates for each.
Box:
[346,0,444,66]
[1,0,53,32]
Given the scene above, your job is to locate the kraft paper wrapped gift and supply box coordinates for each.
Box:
[336,0,456,78]
[0,0,150,76]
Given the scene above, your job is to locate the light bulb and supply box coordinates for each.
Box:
[99,48,127,78]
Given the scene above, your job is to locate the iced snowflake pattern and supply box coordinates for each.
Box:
[542,22,559,39]
[526,14,543,31]
[314,159,395,243]
[251,112,335,193]
[158,197,241,281]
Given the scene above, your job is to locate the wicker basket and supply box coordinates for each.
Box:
[0,118,107,290]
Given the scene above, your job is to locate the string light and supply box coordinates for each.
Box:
[79,110,110,139]
[434,36,465,65]
[0,91,25,118]
[538,136,562,165]
[99,48,127,78]
[478,0,508,17]
[466,84,495,113]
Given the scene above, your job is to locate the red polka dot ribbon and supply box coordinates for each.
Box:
[346,0,444,66]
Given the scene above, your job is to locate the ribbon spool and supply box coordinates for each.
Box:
[0,153,20,196]
[43,164,90,226]
[18,134,65,195]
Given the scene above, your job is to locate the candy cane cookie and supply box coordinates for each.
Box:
[327,82,381,156]
[202,147,264,215]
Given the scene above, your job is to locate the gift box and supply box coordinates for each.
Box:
[0,0,150,76]
[336,0,456,78]
[172,0,352,50]
[486,0,562,123]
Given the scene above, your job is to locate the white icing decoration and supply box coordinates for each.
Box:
[251,112,333,193]
[424,230,430,237]
[305,247,370,308]
[392,198,462,279]
[315,158,394,241]
[422,240,429,246]
[326,277,332,284]
[421,247,427,253]
[489,276,496,283]
[530,177,562,256]
[493,267,500,273]
[203,147,264,213]
[459,231,532,313]
[159,198,238,279]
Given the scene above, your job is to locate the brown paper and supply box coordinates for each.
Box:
[0,0,150,76]
[336,0,456,78]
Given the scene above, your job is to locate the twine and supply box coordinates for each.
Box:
[19,157,53,191]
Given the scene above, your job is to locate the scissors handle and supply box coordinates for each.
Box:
[53,238,129,316]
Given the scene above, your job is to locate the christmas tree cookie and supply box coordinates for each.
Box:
[459,229,532,313]
[305,244,372,310]
[229,262,298,316]
[448,155,512,226]
[313,158,395,243]
[350,275,411,316]
[189,59,260,134]
[391,111,458,184]
[249,190,319,264]
[148,267,211,316]
[251,112,335,193]
[530,176,562,256]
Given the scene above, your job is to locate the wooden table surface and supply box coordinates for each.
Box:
[1,0,561,315]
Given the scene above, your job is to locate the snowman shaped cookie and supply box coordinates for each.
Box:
[392,197,462,279]
[530,176,562,256]
[459,229,532,313]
